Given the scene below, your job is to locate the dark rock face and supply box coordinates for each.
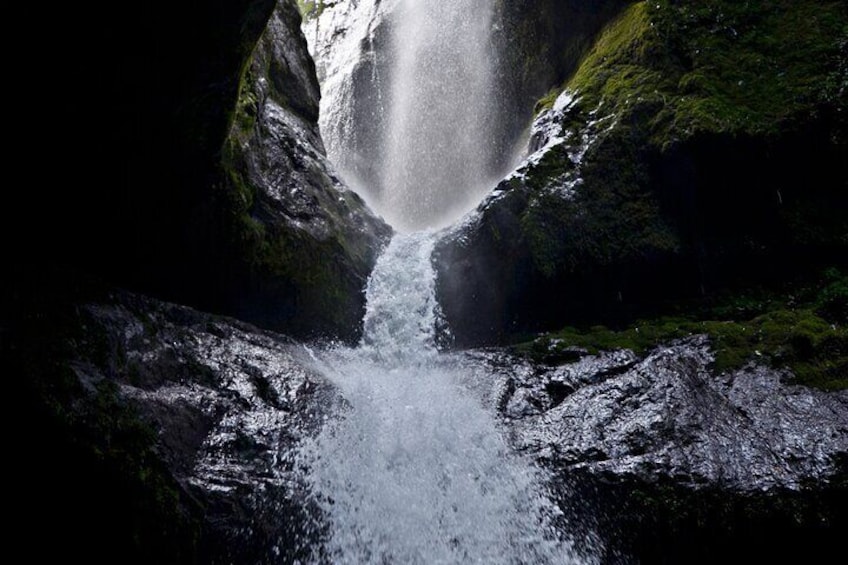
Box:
[97,298,333,563]
[7,277,335,563]
[219,0,391,341]
[474,336,848,562]
[28,0,276,292]
[436,0,848,346]
[492,0,629,152]
[25,0,389,343]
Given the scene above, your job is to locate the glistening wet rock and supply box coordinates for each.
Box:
[9,281,337,563]
[9,271,846,563]
[476,335,848,562]
[218,0,391,341]
[493,336,846,488]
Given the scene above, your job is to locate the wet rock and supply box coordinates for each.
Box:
[219,0,391,341]
[478,335,848,562]
[26,0,389,344]
[9,282,338,563]
[105,297,336,562]
[489,336,848,489]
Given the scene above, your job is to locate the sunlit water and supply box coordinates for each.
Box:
[299,233,589,563]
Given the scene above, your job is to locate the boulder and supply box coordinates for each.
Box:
[475,335,848,562]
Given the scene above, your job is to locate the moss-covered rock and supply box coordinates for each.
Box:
[514,269,848,390]
[493,0,630,137]
[436,0,848,349]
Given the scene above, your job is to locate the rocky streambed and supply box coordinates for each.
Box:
[10,282,845,563]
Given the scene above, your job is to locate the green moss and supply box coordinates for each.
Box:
[534,86,564,115]
[552,0,847,145]
[520,120,680,278]
[297,1,334,20]
[232,68,259,135]
[515,270,848,390]
[817,268,848,324]
[499,0,847,348]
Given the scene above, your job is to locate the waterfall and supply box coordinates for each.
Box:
[298,2,595,562]
[300,233,587,563]
[306,0,512,232]
[380,0,499,231]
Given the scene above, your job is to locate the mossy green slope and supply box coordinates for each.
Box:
[436,0,847,353]
[558,0,847,142]
[524,0,847,275]
[515,268,848,390]
[526,1,847,381]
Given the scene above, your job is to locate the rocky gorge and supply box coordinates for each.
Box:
[7,0,847,562]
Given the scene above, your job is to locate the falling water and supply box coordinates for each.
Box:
[298,1,594,561]
[306,0,510,232]
[300,233,586,563]
[380,0,499,231]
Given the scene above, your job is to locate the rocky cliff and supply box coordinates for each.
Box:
[436,0,847,347]
[25,0,389,343]
[8,275,845,562]
[9,1,846,562]
[483,337,847,562]
[7,275,334,562]
[217,0,391,340]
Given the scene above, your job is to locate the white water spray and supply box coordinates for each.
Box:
[299,233,587,563]
[380,0,499,231]
[306,0,508,232]
[298,2,594,561]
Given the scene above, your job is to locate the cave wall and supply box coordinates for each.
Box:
[14,0,388,342]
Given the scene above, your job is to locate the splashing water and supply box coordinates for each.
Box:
[299,233,589,564]
[299,2,595,561]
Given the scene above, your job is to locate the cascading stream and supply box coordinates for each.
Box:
[298,1,594,561]
[299,233,588,563]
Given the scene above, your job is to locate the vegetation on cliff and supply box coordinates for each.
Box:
[524,0,846,279]
[437,0,847,351]
[516,268,848,390]
[542,0,847,142]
